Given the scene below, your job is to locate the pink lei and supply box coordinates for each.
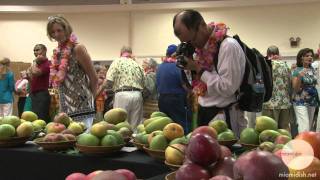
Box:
[50,34,78,88]
[193,22,228,96]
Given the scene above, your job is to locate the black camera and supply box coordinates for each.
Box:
[176,42,195,69]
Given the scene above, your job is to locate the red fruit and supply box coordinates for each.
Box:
[209,175,232,180]
[66,173,86,180]
[114,169,137,180]
[219,145,232,160]
[191,126,218,139]
[192,126,217,139]
[210,157,235,178]
[295,131,320,159]
[85,170,103,180]
[187,133,221,167]
[92,171,126,180]
[175,163,210,180]
[233,150,288,180]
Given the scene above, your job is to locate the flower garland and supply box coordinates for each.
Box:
[162,57,177,63]
[50,34,78,87]
[192,22,228,96]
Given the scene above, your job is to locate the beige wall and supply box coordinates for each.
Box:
[0,1,319,63]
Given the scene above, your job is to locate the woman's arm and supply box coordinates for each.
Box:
[74,44,98,97]
[292,70,304,93]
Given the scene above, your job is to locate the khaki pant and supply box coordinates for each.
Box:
[262,109,291,130]
[114,91,143,131]
[228,105,248,138]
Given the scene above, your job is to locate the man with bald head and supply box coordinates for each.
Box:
[173,9,247,137]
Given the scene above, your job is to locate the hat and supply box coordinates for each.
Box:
[166,44,177,56]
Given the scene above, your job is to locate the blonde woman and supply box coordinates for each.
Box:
[0,58,15,117]
[47,15,98,130]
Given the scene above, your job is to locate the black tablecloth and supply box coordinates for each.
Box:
[0,143,170,180]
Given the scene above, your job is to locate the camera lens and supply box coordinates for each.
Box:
[176,55,187,69]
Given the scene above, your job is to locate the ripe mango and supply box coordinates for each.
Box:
[145,117,173,134]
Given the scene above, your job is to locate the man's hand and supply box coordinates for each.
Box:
[30,65,42,76]
[35,55,46,64]
[184,56,203,75]
[183,56,201,72]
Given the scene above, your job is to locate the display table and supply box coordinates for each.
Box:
[0,143,170,180]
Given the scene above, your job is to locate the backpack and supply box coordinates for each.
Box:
[216,35,273,112]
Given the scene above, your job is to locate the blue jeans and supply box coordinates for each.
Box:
[158,93,191,133]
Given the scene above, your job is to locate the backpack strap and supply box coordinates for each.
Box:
[213,36,228,74]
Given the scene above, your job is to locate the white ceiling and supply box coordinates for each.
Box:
[0,0,226,6]
[0,0,317,13]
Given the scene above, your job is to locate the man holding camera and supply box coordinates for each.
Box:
[173,9,247,137]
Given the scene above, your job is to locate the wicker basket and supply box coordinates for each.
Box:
[165,161,181,171]
[143,99,159,118]
[132,140,146,151]
[240,143,259,150]
[0,136,30,147]
[143,146,165,161]
[76,143,124,155]
[218,139,238,148]
[34,138,76,151]
[165,171,176,180]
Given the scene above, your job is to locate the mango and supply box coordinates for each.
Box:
[150,111,167,118]
[149,134,168,150]
[259,130,281,143]
[259,141,275,152]
[240,128,260,145]
[90,123,108,138]
[169,136,188,145]
[255,116,277,133]
[136,124,145,133]
[218,131,236,141]
[277,129,292,138]
[1,115,21,128]
[135,132,146,144]
[77,133,100,146]
[145,117,173,134]
[209,120,228,134]
[115,121,132,131]
[104,108,127,125]
[16,122,34,137]
[21,111,38,122]
[0,124,15,140]
[101,135,118,146]
[107,130,124,145]
[143,117,162,127]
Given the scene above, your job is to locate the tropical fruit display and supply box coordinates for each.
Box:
[44,113,84,136]
[174,127,239,180]
[239,116,292,152]
[209,120,237,142]
[76,121,125,147]
[0,115,37,140]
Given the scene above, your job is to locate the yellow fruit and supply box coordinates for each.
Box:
[163,123,184,141]
[165,144,186,165]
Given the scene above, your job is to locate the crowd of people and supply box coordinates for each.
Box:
[0,10,319,136]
